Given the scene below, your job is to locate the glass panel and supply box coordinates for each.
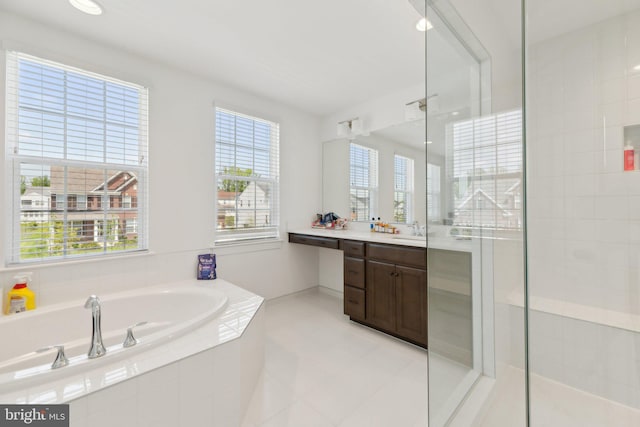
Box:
[425,0,525,425]
[526,1,640,425]
[18,164,140,260]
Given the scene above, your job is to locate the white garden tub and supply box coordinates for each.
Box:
[0,282,228,392]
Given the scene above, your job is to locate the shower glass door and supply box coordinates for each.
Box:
[423,0,493,425]
[526,0,640,425]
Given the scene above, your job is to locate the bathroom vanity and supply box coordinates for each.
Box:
[289,229,473,350]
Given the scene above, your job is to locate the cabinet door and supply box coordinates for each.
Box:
[366,260,397,332]
[395,265,428,346]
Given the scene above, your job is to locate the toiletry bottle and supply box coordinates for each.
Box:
[4,274,36,315]
[370,218,375,232]
[624,143,635,171]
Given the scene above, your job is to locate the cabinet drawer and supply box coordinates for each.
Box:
[288,233,340,249]
[344,286,365,320]
[343,240,365,258]
[344,257,365,288]
[367,243,426,269]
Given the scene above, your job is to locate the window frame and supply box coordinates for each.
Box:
[214,107,280,244]
[349,142,379,222]
[393,154,414,224]
[5,51,149,265]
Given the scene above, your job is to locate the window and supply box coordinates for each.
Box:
[6,52,148,263]
[450,109,522,229]
[125,218,138,234]
[77,195,87,210]
[215,108,279,242]
[427,163,441,221]
[393,155,414,223]
[350,143,378,222]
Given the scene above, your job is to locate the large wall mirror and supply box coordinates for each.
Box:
[321,0,485,227]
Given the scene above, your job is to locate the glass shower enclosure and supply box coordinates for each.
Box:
[426,0,640,426]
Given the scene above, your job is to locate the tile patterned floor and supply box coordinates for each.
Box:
[241,288,429,427]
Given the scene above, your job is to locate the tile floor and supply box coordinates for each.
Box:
[477,367,640,427]
[241,287,429,427]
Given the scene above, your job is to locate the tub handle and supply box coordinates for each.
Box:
[123,321,148,348]
[36,345,69,369]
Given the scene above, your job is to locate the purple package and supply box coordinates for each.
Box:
[197,253,216,280]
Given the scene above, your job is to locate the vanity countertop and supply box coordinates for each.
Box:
[288,228,473,253]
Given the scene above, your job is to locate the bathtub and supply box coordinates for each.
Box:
[0,281,229,393]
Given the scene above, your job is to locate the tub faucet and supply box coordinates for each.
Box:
[84,295,107,358]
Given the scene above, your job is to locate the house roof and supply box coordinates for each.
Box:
[218,191,239,201]
[456,188,513,217]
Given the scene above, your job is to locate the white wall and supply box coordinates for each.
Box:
[0,10,322,306]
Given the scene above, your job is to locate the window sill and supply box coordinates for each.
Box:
[2,250,153,272]
[212,238,283,255]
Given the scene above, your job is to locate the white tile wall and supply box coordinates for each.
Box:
[68,304,265,427]
[526,10,640,408]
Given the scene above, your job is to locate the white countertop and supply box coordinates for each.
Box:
[288,228,473,253]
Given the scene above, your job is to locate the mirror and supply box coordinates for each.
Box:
[321,1,483,226]
[322,121,427,225]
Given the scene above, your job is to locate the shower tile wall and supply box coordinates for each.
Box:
[526,10,640,407]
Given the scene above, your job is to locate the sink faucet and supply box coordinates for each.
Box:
[411,221,422,236]
[84,295,107,358]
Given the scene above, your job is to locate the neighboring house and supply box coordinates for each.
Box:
[237,182,271,228]
[217,191,238,228]
[453,177,522,229]
[46,167,138,244]
[20,186,51,223]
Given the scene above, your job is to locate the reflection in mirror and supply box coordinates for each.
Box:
[322,124,426,225]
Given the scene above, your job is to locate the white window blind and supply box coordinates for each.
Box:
[5,51,149,264]
[449,109,522,229]
[215,108,280,243]
[394,154,414,223]
[350,143,378,222]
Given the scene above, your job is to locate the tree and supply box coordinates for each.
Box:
[218,167,254,193]
[20,176,26,195]
[31,176,50,187]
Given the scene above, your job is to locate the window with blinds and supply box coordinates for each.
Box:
[394,155,414,223]
[449,109,522,229]
[5,52,149,264]
[215,108,279,243]
[350,143,378,222]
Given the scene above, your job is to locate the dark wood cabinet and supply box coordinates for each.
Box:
[344,257,365,288]
[365,259,428,347]
[288,233,340,249]
[395,265,428,345]
[366,260,397,332]
[288,232,428,348]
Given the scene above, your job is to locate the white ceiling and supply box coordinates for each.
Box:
[0,0,428,116]
[3,0,640,118]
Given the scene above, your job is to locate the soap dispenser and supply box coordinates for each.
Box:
[4,273,36,315]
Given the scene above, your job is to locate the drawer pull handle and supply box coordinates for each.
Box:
[348,270,358,274]
[348,299,359,304]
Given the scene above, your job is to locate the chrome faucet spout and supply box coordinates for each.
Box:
[85,295,107,358]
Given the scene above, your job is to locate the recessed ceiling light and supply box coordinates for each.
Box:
[69,0,103,15]
[416,18,433,32]
[451,111,460,116]
[633,64,640,71]
[425,140,433,145]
